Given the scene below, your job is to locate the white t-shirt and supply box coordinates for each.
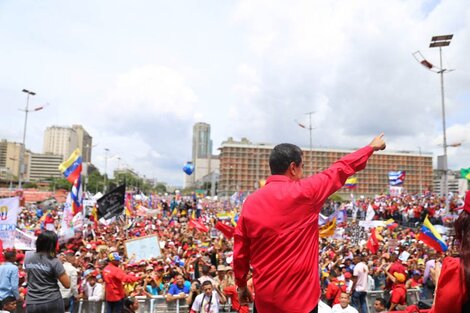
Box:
[191,291,221,313]
[353,262,369,292]
[332,304,359,313]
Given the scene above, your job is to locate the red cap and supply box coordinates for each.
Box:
[344,272,352,279]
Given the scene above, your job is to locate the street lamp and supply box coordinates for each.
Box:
[413,34,453,206]
[104,148,109,193]
[18,89,42,189]
[296,111,314,173]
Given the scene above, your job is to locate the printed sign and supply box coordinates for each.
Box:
[124,235,162,261]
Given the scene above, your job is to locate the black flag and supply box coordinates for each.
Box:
[97,185,126,220]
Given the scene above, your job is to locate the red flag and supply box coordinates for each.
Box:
[189,218,209,233]
[215,221,235,239]
[367,228,379,254]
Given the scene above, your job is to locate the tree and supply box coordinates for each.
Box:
[155,183,167,194]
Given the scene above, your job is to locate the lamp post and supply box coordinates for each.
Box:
[414,34,453,208]
[417,147,423,194]
[296,111,314,173]
[18,89,40,189]
[430,35,453,202]
[104,148,109,193]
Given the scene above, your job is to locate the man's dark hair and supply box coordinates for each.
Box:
[36,231,58,258]
[202,280,213,287]
[201,265,210,275]
[269,143,303,175]
[0,296,16,308]
[4,250,16,263]
[375,297,386,307]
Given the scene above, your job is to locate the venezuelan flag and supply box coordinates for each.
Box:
[59,149,82,216]
[345,177,357,189]
[58,148,82,184]
[418,216,448,252]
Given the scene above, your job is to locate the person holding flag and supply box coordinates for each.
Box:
[429,190,470,313]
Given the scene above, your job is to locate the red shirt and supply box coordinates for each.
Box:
[431,257,468,313]
[234,146,374,313]
[326,279,346,305]
[102,263,139,301]
[224,285,249,313]
[390,284,407,305]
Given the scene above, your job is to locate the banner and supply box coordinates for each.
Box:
[0,197,20,248]
[97,185,126,220]
[15,228,36,250]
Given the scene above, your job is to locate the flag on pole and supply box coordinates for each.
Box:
[59,149,83,216]
[215,221,235,239]
[388,171,406,186]
[417,216,448,252]
[366,204,375,221]
[345,177,357,189]
[97,185,126,220]
[461,168,470,181]
[367,228,380,254]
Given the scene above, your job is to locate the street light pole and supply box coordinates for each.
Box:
[18,89,36,189]
[296,111,314,173]
[417,147,423,194]
[104,148,109,193]
[429,35,453,207]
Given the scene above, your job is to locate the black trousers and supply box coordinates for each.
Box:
[253,303,318,313]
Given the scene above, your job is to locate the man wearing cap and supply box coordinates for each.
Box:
[386,271,407,311]
[59,250,79,313]
[103,252,139,313]
[83,271,104,313]
[234,134,386,313]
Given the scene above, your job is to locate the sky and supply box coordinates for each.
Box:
[1,0,469,186]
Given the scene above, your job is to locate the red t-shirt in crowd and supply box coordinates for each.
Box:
[326,279,346,305]
[234,146,374,313]
[390,284,407,305]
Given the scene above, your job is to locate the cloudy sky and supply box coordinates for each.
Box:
[1,0,469,186]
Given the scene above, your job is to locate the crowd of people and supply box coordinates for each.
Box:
[0,189,465,313]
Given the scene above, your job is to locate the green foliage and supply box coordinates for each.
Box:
[328,193,343,202]
[23,181,38,188]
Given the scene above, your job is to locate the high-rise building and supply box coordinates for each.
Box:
[72,125,93,163]
[185,122,217,189]
[218,137,433,197]
[192,122,212,160]
[26,153,63,181]
[43,125,92,162]
[0,139,23,179]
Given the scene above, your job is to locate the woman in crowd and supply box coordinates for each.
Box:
[187,280,202,311]
[430,190,470,313]
[122,297,139,313]
[24,231,71,313]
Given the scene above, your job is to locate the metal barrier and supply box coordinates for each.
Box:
[13,296,252,313]
[365,289,421,313]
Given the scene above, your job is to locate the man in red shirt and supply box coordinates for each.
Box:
[234,134,386,313]
[102,252,139,313]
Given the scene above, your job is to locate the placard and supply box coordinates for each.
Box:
[124,235,162,261]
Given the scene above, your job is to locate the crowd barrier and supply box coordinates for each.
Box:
[12,291,423,313]
[12,297,252,313]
